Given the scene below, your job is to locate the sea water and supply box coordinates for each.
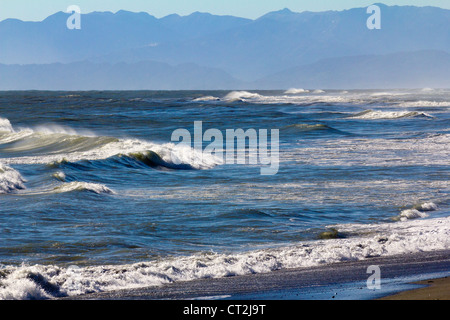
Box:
[0,89,449,299]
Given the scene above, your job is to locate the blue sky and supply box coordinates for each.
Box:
[1,0,449,21]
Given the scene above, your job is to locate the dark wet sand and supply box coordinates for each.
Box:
[61,249,450,300]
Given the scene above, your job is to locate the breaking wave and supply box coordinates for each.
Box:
[0,117,14,133]
[223,91,263,102]
[397,202,439,221]
[0,118,221,171]
[52,182,115,195]
[396,101,450,108]
[348,110,435,120]
[0,215,448,299]
[187,90,449,108]
[285,88,310,94]
[0,163,26,194]
[221,91,363,106]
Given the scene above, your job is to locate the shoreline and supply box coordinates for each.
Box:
[379,276,450,300]
[61,249,450,300]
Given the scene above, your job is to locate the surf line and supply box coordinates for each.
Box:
[171,121,279,175]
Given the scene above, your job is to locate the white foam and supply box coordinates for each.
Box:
[52,171,66,182]
[234,93,362,106]
[2,135,221,170]
[418,202,438,212]
[154,142,223,169]
[0,117,96,137]
[31,124,96,137]
[285,88,310,94]
[399,209,429,221]
[370,92,409,97]
[285,133,450,168]
[223,91,263,101]
[0,123,97,149]
[349,110,434,120]
[0,267,52,300]
[0,163,26,194]
[203,91,372,106]
[0,129,34,144]
[397,101,449,108]
[216,90,449,108]
[0,117,14,133]
[53,182,115,195]
[398,202,439,221]
[2,119,220,170]
[0,216,448,299]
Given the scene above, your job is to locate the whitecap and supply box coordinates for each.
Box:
[397,101,449,108]
[53,182,115,195]
[284,88,310,94]
[349,110,434,120]
[399,209,429,221]
[223,91,262,101]
[2,127,222,171]
[0,163,26,194]
[52,171,66,182]
[31,124,96,137]
[397,202,438,221]
[417,202,438,211]
[0,117,14,133]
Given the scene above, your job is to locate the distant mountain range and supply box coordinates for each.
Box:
[0,4,449,90]
[255,50,450,90]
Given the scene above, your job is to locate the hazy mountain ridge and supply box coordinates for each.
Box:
[0,4,449,89]
[254,50,450,89]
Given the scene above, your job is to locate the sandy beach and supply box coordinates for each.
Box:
[62,249,450,300]
[379,276,450,300]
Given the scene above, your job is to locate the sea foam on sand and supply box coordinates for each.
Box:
[0,216,448,300]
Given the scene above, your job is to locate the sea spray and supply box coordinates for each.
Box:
[0,117,14,133]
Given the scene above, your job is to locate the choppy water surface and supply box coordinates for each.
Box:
[0,89,449,299]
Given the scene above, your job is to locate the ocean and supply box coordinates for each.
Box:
[0,89,449,299]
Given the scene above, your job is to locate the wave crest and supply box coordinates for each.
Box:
[1,119,221,171]
[223,91,263,102]
[284,88,310,94]
[0,163,26,194]
[349,110,434,119]
[53,182,115,195]
[397,202,438,221]
[0,117,14,133]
